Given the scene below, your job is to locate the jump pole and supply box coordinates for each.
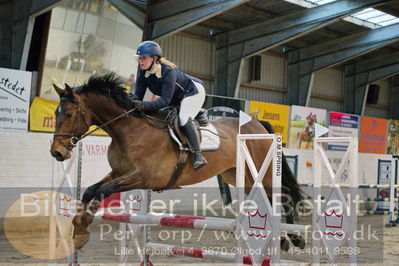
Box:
[98,212,310,233]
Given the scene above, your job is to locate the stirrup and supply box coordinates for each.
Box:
[192,153,207,169]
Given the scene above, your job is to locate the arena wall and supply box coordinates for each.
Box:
[0,132,391,198]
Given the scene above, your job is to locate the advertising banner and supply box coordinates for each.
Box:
[387,119,399,155]
[249,101,290,145]
[359,116,388,154]
[328,112,360,151]
[288,105,327,149]
[29,97,107,135]
[0,68,31,132]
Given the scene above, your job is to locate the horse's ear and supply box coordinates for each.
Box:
[53,84,65,97]
[65,83,73,95]
[64,83,79,100]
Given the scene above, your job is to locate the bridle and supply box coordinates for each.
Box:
[53,98,137,150]
[53,97,177,151]
[53,98,90,151]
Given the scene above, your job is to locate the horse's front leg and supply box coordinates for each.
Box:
[72,174,113,250]
[72,172,141,250]
[81,174,114,208]
[297,132,303,149]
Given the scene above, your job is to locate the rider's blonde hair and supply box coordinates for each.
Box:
[159,57,177,69]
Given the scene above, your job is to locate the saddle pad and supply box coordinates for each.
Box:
[200,123,220,151]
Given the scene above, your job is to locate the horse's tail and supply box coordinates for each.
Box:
[257,120,304,207]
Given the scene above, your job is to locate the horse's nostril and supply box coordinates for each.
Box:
[51,150,64,161]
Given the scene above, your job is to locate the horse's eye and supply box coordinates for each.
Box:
[65,113,72,118]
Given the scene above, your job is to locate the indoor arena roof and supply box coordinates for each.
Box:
[190,0,399,65]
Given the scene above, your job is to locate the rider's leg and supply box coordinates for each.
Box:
[180,81,207,169]
[182,118,207,169]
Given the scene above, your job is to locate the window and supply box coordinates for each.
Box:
[39,0,142,101]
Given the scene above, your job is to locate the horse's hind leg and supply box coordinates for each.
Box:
[283,204,306,249]
[267,196,290,251]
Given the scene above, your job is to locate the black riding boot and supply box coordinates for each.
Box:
[182,118,207,169]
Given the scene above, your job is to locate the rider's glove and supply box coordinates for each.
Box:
[132,100,144,111]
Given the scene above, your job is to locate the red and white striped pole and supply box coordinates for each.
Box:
[100,213,235,231]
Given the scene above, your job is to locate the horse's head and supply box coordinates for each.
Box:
[313,114,317,123]
[50,83,90,161]
[306,112,316,125]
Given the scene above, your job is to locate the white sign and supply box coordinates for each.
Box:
[240,188,272,265]
[317,190,350,262]
[81,138,112,188]
[0,68,32,131]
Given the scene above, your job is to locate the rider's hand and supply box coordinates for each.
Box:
[131,100,144,111]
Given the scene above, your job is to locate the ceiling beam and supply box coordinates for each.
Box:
[219,0,388,61]
[30,0,62,17]
[108,0,145,29]
[238,3,343,39]
[237,3,277,19]
[295,23,399,108]
[200,18,241,31]
[375,1,399,18]
[355,51,399,74]
[299,22,399,76]
[144,0,250,40]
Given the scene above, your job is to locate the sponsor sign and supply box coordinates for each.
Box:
[288,105,327,149]
[249,101,290,145]
[328,112,360,151]
[29,97,107,135]
[0,68,31,132]
[387,119,399,155]
[359,116,387,154]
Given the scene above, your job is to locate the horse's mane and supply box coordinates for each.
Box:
[76,72,133,111]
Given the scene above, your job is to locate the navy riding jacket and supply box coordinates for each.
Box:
[133,64,204,110]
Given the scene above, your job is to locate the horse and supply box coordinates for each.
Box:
[49,73,305,251]
[296,112,317,149]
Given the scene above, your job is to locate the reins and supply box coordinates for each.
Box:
[141,109,177,129]
[53,100,173,149]
[53,98,138,148]
[53,98,222,150]
[79,108,138,140]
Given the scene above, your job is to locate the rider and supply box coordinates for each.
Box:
[129,41,207,169]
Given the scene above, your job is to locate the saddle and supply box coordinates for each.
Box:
[138,107,210,150]
[143,107,210,192]
[169,108,209,151]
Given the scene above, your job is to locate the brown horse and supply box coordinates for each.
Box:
[296,112,317,149]
[50,73,304,251]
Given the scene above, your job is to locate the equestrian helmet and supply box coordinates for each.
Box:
[136,41,162,57]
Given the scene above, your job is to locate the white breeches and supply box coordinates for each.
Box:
[179,81,206,126]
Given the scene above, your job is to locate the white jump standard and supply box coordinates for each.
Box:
[312,137,358,264]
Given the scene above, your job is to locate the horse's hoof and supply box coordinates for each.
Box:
[291,237,306,249]
[288,234,306,249]
[72,224,91,251]
[72,216,91,251]
[73,231,90,251]
[280,237,290,251]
